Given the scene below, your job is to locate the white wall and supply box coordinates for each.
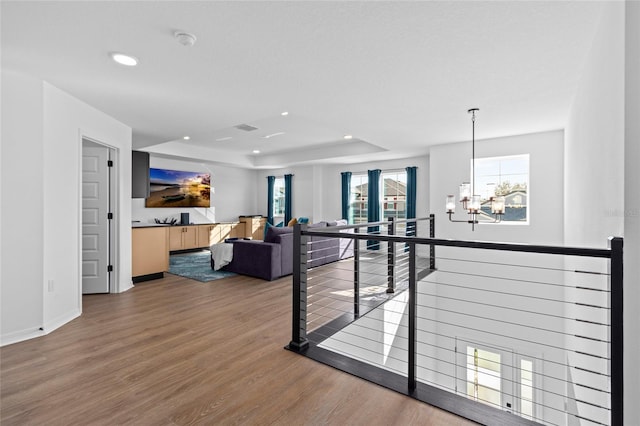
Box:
[1,71,45,344]
[564,1,638,423]
[1,74,132,346]
[430,130,564,244]
[131,157,257,224]
[564,4,625,248]
[623,2,640,423]
[42,82,132,329]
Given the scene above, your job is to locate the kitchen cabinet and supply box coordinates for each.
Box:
[239,216,267,240]
[132,226,168,281]
[197,224,220,247]
[169,226,198,251]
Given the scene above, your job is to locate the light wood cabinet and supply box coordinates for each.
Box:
[197,224,220,247]
[232,222,245,238]
[169,226,198,251]
[217,223,233,242]
[132,227,168,279]
[239,216,267,240]
[166,222,246,252]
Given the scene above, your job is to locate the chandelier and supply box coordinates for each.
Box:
[446,108,504,230]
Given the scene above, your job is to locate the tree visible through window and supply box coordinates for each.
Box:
[474,154,529,223]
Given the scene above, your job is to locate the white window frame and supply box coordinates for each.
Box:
[381,170,407,232]
[348,170,409,226]
[349,173,369,225]
[455,338,542,422]
[472,154,530,225]
[273,176,285,222]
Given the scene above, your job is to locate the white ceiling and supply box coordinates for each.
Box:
[1,1,605,168]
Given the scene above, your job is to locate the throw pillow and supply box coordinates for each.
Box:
[263,221,273,240]
[288,217,298,227]
[276,221,284,227]
[298,217,309,224]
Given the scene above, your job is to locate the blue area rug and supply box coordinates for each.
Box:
[169,251,237,282]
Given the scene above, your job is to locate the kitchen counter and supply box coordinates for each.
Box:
[132,221,242,228]
[132,222,171,228]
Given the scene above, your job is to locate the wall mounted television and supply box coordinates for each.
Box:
[145,168,211,208]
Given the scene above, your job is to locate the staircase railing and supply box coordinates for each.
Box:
[287,219,623,426]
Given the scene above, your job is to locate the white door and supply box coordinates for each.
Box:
[82,143,112,294]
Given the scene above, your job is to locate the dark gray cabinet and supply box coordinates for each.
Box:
[131,150,150,198]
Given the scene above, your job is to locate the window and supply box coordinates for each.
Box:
[273,177,285,218]
[473,154,529,223]
[349,170,408,226]
[465,346,503,409]
[520,359,534,420]
[349,174,368,224]
[457,339,537,421]
[382,170,407,232]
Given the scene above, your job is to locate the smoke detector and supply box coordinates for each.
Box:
[174,31,197,47]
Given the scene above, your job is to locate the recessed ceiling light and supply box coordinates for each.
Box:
[253,150,261,154]
[344,135,353,140]
[110,52,138,66]
[183,136,190,140]
[264,132,285,139]
[281,111,289,116]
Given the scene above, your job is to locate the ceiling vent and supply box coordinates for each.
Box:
[235,123,258,132]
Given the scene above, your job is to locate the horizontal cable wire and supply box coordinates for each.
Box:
[313,312,611,418]
[313,300,611,391]
[434,255,610,276]
[416,301,605,341]
[417,292,611,328]
[418,277,610,310]
[432,267,610,293]
[298,228,614,426]
[315,312,593,425]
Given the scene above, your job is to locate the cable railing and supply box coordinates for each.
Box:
[287,217,623,426]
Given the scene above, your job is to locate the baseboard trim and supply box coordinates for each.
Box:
[1,327,46,347]
[132,272,164,283]
[118,280,135,293]
[1,308,81,347]
[43,308,81,334]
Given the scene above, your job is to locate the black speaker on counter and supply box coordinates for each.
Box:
[180,212,190,225]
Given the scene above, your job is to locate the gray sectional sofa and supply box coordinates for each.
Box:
[212,220,353,281]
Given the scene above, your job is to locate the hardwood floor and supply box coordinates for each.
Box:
[1,272,476,425]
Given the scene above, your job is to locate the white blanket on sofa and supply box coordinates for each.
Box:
[210,243,234,271]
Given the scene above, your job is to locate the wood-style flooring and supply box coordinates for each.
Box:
[1,271,476,425]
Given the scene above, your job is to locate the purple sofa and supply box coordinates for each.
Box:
[215,226,294,281]
[212,221,353,281]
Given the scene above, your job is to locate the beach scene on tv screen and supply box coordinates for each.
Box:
[145,168,211,208]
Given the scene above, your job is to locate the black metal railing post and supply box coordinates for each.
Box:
[408,240,417,391]
[429,213,436,270]
[387,217,396,293]
[353,227,360,318]
[289,223,309,352]
[288,223,622,426]
[609,236,624,426]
